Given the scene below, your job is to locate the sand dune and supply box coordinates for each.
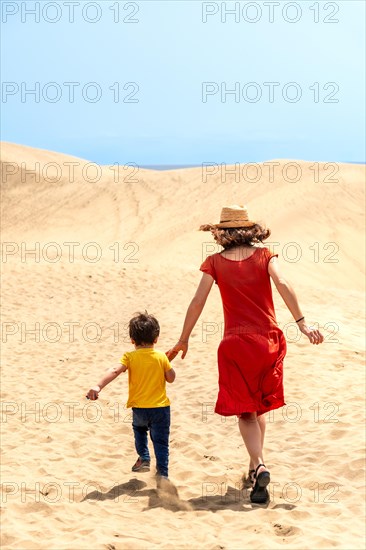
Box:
[1,142,365,549]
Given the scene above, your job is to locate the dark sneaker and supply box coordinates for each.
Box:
[132,457,150,472]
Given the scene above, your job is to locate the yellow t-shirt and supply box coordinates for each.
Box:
[120,348,172,408]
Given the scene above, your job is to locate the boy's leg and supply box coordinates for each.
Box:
[149,406,170,478]
[132,408,150,462]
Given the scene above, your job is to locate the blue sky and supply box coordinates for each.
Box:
[1,0,365,165]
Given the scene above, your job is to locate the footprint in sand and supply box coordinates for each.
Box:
[273,523,302,537]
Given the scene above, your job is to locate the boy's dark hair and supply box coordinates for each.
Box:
[129,312,160,345]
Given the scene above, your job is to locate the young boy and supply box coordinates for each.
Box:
[86,312,176,479]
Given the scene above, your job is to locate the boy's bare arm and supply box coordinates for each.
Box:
[165,368,176,383]
[86,364,127,400]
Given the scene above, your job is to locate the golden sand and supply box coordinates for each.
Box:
[1,142,365,549]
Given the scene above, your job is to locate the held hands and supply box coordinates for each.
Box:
[166,340,188,361]
[86,385,101,400]
[297,320,324,345]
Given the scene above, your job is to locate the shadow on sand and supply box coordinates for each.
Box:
[81,478,295,512]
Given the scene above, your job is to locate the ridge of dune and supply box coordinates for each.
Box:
[1,142,365,290]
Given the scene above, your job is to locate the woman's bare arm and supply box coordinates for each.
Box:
[268,257,304,321]
[268,257,323,345]
[166,273,214,359]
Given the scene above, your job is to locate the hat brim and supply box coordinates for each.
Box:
[214,220,257,228]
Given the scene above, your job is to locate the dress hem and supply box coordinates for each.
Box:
[214,400,286,418]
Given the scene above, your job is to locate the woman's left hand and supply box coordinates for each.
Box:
[298,321,324,345]
[166,340,188,361]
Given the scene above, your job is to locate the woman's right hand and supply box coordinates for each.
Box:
[297,321,324,345]
[166,340,189,360]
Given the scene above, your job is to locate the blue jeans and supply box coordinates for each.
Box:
[132,406,170,477]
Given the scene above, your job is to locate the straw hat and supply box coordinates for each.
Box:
[201,205,256,229]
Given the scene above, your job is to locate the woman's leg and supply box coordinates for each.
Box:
[239,412,268,475]
[249,414,266,470]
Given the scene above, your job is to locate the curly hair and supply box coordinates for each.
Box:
[199,223,271,249]
[129,311,160,345]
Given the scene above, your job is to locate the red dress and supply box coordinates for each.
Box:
[200,247,286,417]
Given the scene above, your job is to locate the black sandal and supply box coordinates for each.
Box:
[243,469,256,489]
[248,469,256,486]
[250,463,270,504]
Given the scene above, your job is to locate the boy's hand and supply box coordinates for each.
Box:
[166,341,188,360]
[166,350,178,361]
[86,385,101,400]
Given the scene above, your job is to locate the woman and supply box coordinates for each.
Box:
[167,205,324,504]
